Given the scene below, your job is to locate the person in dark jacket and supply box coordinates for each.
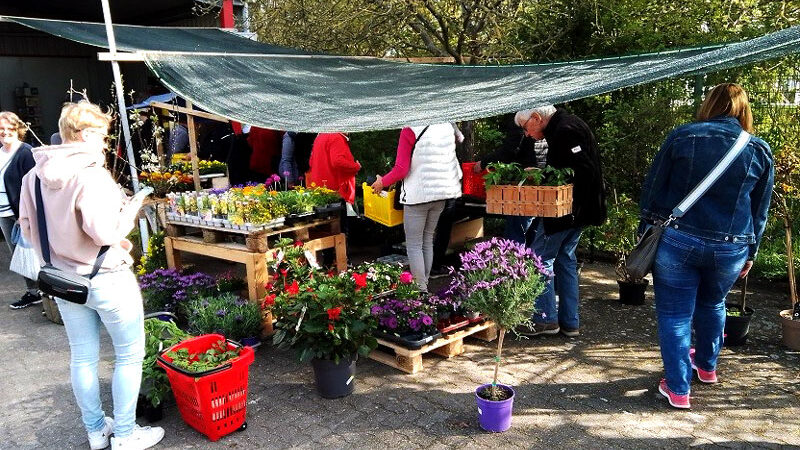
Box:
[516,105,607,338]
[0,111,40,309]
[473,113,548,245]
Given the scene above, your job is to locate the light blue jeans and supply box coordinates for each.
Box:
[653,227,748,395]
[404,200,446,292]
[55,269,145,438]
[530,220,583,329]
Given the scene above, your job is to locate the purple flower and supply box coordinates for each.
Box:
[386,316,398,329]
[235,314,243,322]
[370,305,383,315]
[216,309,227,317]
[421,314,433,326]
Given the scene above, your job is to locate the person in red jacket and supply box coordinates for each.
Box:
[308,133,360,204]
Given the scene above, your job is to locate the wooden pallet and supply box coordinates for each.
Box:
[368,321,497,374]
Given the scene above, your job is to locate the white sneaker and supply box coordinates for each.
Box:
[88,417,114,449]
[110,425,165,450]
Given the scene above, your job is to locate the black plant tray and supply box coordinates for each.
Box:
[375,329,442,350]
[284,211,316,225]
[314,202,344,215]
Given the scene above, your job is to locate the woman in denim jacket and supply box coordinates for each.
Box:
[639,83,774,409]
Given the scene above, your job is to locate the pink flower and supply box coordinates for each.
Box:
[399,271,414,284]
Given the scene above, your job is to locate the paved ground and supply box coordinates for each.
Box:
[2,246,799,449]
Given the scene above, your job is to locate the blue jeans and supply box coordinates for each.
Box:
[55,269,145,438]
[504,215,534,246]
[530,220,583,329]
[653,227,748,395]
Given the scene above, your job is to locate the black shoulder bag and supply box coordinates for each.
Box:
[393,126,430,210]
[35,177,109,304]
[626,130,751,279]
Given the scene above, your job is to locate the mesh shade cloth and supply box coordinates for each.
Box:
[7,16,800,132]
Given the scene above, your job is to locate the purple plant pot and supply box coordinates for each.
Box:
[475,383,515,432]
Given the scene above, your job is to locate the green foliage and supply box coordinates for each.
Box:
[142,318,190,407]
[165,339,242,373]
[590,192,643,282]
[187,292,263,342]
[484,162,574,188]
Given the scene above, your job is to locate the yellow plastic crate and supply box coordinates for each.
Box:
[362,182,404,227]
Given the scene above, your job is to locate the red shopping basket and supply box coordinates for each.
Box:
[462,162,487,199]
[157,334,255,441]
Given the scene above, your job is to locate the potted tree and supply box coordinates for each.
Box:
[773,149,800,350]
[447,237,549,432]
[269,239,378,398]
[600,192,649,305]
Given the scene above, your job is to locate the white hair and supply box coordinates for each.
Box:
[514,105,557,127]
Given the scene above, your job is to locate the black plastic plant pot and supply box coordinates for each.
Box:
[311,355,357,399]
[375,330,442,350]
[136,395,164,423]
[724,303,754,346]
[617,279,649,305]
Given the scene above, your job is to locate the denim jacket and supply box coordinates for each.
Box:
[639,116,774,259]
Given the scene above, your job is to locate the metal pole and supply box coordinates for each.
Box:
[100,0,149,253]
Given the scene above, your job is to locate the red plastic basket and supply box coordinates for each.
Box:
[462,162,488,199]
[157,334,255,441]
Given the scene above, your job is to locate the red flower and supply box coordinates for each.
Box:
[263,294,276,307]
[327,306,342,321]
[294,240,304,247]
[352,273,368,290]
[399,271,414,284]
[264,282,274,291]
[327,270,335,278]
[328,323,335,332]
[286,280,300,296]
[280,268,288,277]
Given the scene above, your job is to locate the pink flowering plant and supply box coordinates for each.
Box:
[447,237,550,400]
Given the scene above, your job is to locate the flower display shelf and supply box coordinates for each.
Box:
[485,184,573,217]
[368,320,498,374]
[164,216,347,336]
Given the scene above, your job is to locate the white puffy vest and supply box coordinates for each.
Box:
[400,123,463,205]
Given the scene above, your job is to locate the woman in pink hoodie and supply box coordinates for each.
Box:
[18,102,164,450]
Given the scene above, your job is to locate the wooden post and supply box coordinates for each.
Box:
[185,100,201,192]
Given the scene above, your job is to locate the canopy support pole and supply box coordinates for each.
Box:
[100,0,149,253]
[185,101,202,192]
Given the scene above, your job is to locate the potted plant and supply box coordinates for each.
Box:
[773,149,800,350]
[186,292,263,345]
[138,269,216,319]
[371,295,441,349]
[139,317,190,422]
[724,276,754,346]
[598,192,650,305]
[269,239,378,398]
[483,162,574,217]
[447,237,549,432]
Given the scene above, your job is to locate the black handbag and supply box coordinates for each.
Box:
[626,130,751,279]
[393,126,429,210]
[34,177,109,304]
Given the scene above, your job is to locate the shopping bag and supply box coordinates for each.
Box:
[625,223,665,280]
[9,234,41,280]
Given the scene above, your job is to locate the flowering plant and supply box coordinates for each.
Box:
[446,237,550,399]
[268,239,378,363]
[353,261,405,296]
[139,269,216,314]
[139,170,194,196]
[187,292,262,342]
[370,297,437,337]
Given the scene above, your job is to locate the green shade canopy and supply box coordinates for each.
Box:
[7,16,800,132]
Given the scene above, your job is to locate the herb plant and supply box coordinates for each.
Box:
[187,292,263,342]
[483,162,574,188]
[142,318,190,407]
[166,339,242,373]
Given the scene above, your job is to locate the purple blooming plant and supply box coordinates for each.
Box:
[447,237,551,392]
[371,297,437,336]
[139,269,216,314]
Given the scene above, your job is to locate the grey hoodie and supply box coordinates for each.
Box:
[18,143,135,275]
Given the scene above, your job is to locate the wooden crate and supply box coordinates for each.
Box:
[485,184,573,217]
[368,321,497,374]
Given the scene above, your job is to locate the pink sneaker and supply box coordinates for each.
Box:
[689,348,718,383]
[658,379,691,409]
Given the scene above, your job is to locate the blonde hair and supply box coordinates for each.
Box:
[0,111,27,141]
[696,83,754,133]
[58,101,112,143]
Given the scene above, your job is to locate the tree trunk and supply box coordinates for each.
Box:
[459,120,476,162]
[785,214,798,307]
[492,328,506,387]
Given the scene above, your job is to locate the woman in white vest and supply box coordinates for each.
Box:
[371,123,463,292]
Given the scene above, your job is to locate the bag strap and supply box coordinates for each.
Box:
[665,130,751,225]
[399,126,430,202]
[35,177,109,278]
